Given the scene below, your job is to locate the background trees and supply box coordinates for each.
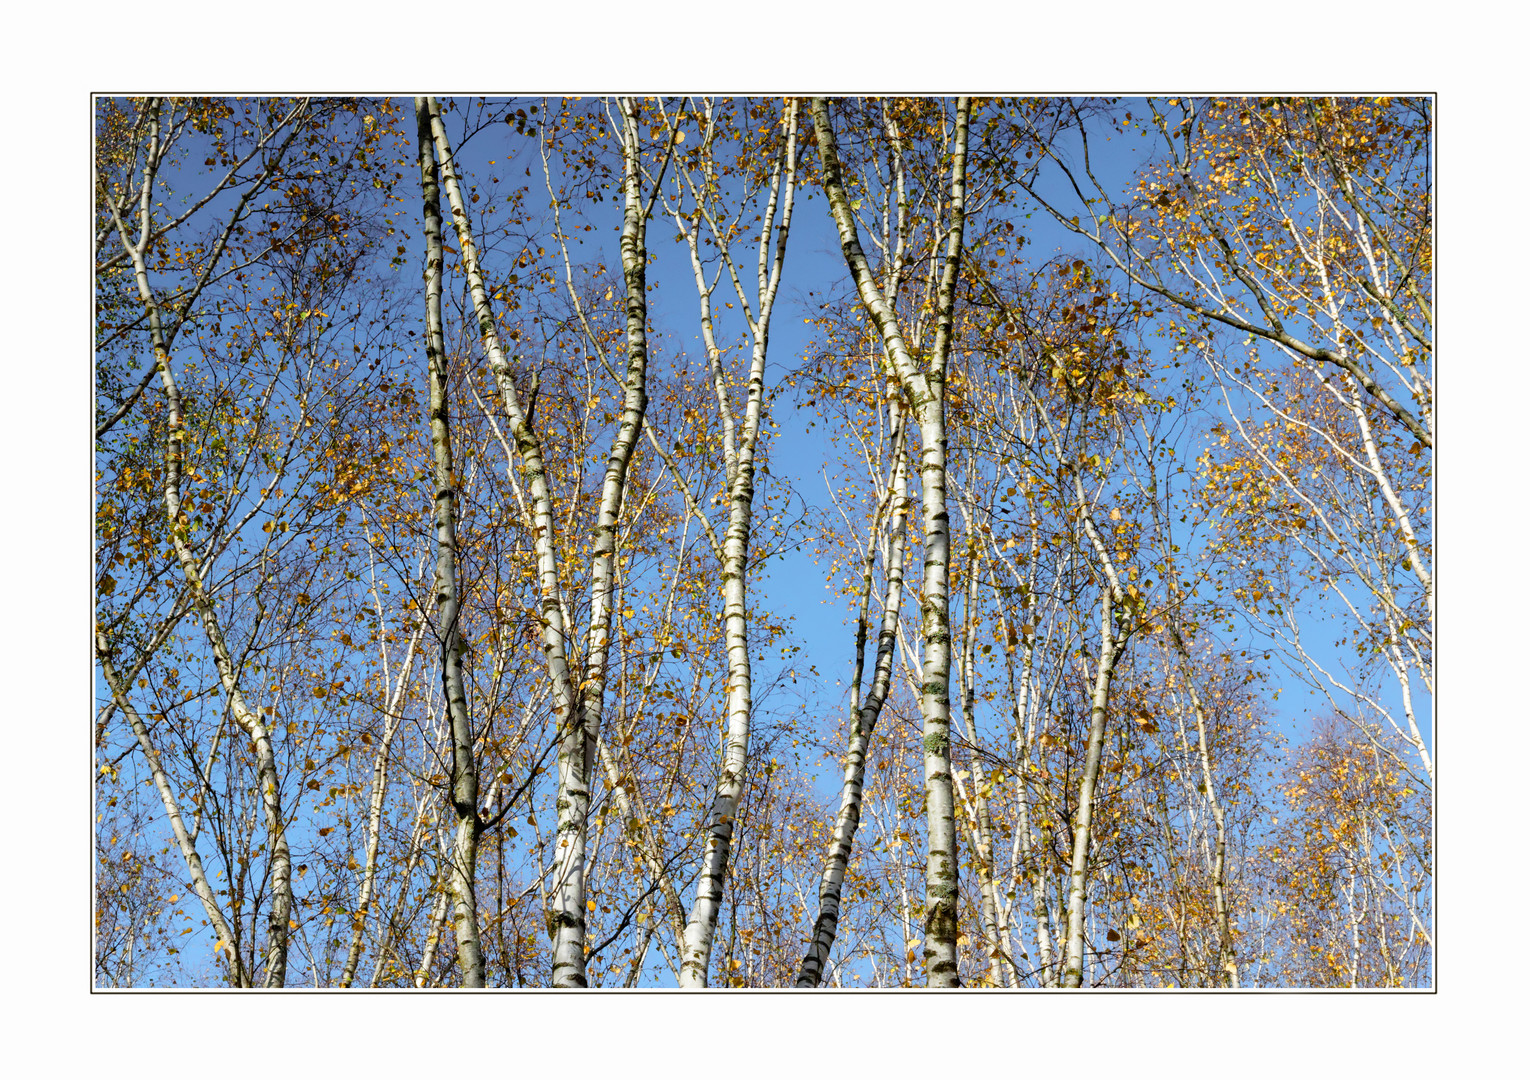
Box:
[94,94,1432,989]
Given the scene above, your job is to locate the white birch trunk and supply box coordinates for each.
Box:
[812,96,970,986]
[677,101,800,986]
[797,398,910,986]
[425,96,662,985]
[338,613,425,987]
[105,125,293,985]
[1166,628,1239,987]
[415,862,453,988]
[415,99,486,986]
[952,543,1009,987]
[97,633,248,986]
[547,97,659,986]
[1061,588,1120,988]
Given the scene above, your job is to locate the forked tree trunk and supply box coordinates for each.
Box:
[678,101,800,986]
[423,96,659,986]
[415,97,486,986]
[813,95,970,986]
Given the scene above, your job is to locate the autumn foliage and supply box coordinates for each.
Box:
[94,95,1431,989]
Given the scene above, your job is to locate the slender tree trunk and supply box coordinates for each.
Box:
[812,95,970,986]
[371,794,437,987]
[97,633,248,987]
[1165,625,1239,987]
[416,862,453,988]
[1062,588,1120,988]
[678,100,800,986]
[423,96,582,985]
[415,98,485,987]
[550,96,658,987]
[425,95,664,986]
[339,619,425,987]
[952,544,1009,987]
[797,397,910,986]
[993,525,1058,986]
[106,154,293,984]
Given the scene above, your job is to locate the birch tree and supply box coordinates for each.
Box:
[813,96,971,985]
[415,97,487,985]
[797,383,911,986]
[96,94,421,986]
[1019,97,1433,785]
[646,98,803,987]
[413,96,679,985]
[99,97,332,986]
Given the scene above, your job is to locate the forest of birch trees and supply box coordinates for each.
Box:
[93,95,1432,989]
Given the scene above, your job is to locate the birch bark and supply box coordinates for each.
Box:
[338,613,426,986]
[1016,368,1135,989]
[797,394,910,986]
[812,96,970,986]
[97,632,248,986]
[415,97,486,986]
[423,96,660,985]
[675,100,800,987]
[951,538,1010,987]
[1060,587,1120,988]
[104,107,295,986]
[550,96,659,986]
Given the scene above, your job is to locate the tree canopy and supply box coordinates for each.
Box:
[94,95,1432,990]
